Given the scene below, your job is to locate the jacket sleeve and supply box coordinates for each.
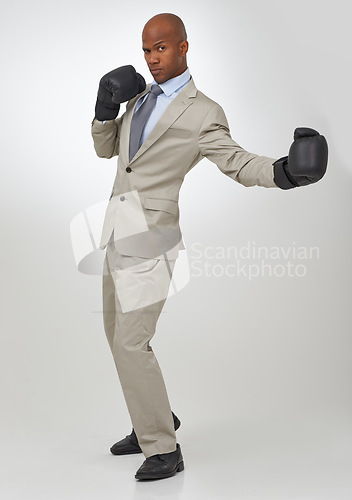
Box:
[91,113,124,159]
[198,103,278,188]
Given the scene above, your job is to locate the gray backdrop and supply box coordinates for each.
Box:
[1,0,351,499]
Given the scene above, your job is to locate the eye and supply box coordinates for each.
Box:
[158,46,165,51]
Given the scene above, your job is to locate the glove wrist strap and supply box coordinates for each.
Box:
[273,156,298,190]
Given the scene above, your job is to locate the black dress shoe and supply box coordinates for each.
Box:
[110,412,181,455]
[135,443,184,480]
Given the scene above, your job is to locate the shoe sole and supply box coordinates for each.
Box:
[135,461,184,480]
[110,447,142,455]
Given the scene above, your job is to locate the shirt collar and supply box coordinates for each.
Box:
[152,67,191,97]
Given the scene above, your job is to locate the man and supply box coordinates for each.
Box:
[91,13,328,481]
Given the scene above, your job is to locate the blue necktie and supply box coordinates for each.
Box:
[129,84,163,162]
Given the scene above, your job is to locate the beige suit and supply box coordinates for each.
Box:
[91,74,278,458]
[92,75,278,260]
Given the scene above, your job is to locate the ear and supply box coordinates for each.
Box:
[179,40,189,55]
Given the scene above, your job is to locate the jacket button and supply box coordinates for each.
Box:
[126,167,132,173]
[120,195,125,201]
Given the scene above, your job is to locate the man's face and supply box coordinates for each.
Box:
[142,25,188,84]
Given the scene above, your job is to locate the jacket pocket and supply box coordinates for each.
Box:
[166,127,191,138]
[143,197,178,216]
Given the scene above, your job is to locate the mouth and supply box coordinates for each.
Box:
[150,68,162,74]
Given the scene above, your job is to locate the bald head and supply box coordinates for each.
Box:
[142,13,187,43]
[142,13,189,84]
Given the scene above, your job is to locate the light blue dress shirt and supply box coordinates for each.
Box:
[134,67,191,145]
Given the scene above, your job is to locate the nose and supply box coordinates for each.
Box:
[149,53,160,65]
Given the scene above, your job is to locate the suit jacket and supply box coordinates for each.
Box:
[91,75,278,259]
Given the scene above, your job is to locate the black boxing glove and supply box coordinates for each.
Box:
[95,65,146,121]
[273,127,328,189]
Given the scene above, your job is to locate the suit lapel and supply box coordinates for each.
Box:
[125,76,197,165]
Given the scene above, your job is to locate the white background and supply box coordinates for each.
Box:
[1,0,351,498]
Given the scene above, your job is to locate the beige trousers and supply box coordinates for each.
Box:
[102,231,177,458]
